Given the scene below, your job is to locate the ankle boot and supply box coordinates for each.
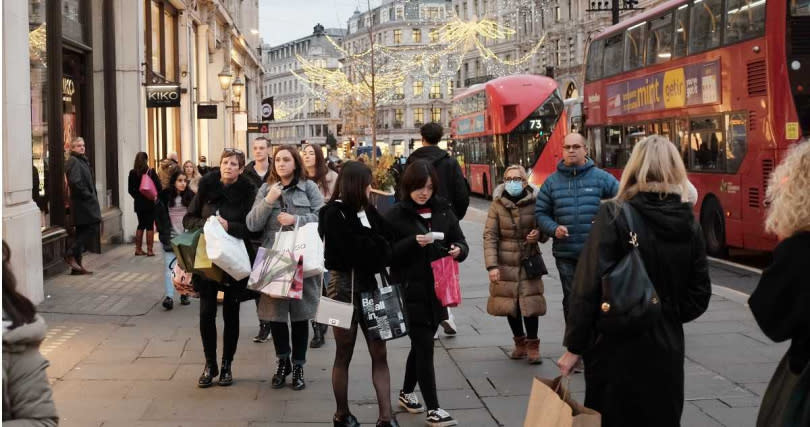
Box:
[218,359,233,386]
[198,360,219,388]
[310,320,325,348]
[134,230,145,255]
[333,413,360,427]
[145,230,155,256]
[291,364,305,390]
[526,338,542,364]
[271,357,292,389]
[510,336,528,359]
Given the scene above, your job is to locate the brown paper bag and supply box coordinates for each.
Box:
[193,234,223,282]
[524,376,601,427]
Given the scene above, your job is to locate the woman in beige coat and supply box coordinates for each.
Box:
[483,165,547,364]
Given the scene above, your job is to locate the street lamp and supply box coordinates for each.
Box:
[231,76,244,109]
[218,70,233,91]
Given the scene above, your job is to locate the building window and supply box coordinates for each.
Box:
[395,6,404,20]
[448,79,454,97]
[431,107,441,123]
[414,108,424,126]
[395,83,405,99]
[430,82,441,99]
[393,29,402,44]
[413,80,424,97]
[555,6,561,22]
[430,28,439,43]
[412,29,422,43]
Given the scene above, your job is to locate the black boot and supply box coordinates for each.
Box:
[333,413,361,427]
[291,364,305,390]
[197,360,219,388]
[310,321,325,348]
[218,359,233,386]
[253,321,271,343]
[271,357,292,389]
[376,418,400,427]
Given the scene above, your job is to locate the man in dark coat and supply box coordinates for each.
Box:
[64,137,101,274]
[407,123,470,220]
[242,137,271,189]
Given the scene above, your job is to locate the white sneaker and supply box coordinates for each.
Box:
[426,408,457,426]
[399,390,425,414]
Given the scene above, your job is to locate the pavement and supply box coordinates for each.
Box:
[37,207,783,427]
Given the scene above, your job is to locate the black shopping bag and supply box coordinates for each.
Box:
[361,272,408,341]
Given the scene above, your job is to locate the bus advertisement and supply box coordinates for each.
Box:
[450,75,568,197]
[582,0,808,255]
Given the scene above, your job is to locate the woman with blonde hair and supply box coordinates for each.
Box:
[483,165,547,364]
[183,160,200,193]
[748,140,810,427]
[558,135,711,427]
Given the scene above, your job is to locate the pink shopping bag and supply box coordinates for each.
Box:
[139,170,158,201]
[431,256,460,307]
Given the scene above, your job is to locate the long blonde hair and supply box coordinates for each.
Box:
[765,140,810,239]
[615,135,689,201]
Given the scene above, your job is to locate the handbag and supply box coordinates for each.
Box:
[523,376,601,427]
[169,256,198,298]
[597,203,662,334]
[193,233,224,282]
[431,256,461,307]
[170,229,202,272]
[315,270,355,329]
[361,271,408,341]
[203,215,251,281]
[274,218,325,278]
[139,169,158,201]
[505,210,548,279]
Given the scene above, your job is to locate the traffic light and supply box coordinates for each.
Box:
[408,138,415,150]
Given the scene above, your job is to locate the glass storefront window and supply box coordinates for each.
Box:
[165,8,176,79]
[30,0,50,228]
[151,1,161,70]
[62,0,85,43]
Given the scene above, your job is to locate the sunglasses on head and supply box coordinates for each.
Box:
[223,148,244,155]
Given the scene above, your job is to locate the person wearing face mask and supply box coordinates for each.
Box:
[385,160,468,427]
[246,145,324,391]
[483,165,547,364]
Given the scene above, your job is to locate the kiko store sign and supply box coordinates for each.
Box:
[146,84,181,108]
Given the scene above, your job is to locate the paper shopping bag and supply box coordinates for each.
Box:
[262,253,303,300]
[171,229,202,272]
[431,256,461,307]
[247,246,296,293]
[274,222,324,278]
[193,234,224,282]
[523,377,601,427]
[204,216,251,280]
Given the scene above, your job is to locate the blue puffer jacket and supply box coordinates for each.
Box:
[535,159,619,260]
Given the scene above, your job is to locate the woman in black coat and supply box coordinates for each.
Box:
[319,161,398,427]
[127,151,161,256]
[558,136,711,427]
[385,160,468,427]
[748,141,810,427]
[183,150,257,388]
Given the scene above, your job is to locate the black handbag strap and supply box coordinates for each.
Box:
[619,203,641,250]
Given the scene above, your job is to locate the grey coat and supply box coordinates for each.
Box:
[65,152,101,225]
[247,179,324,322]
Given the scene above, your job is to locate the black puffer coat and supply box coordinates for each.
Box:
[183,171,257,293]
[564,191,711,427]
[385,197,469,329]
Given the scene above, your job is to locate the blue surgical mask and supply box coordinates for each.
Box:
[504,180,524,197]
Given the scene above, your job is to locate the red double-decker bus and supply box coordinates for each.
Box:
[583,0,808,255]
[450,75,568,197]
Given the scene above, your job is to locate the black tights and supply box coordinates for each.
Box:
[268,320,309,365]
[402,324,440,410]
[507,315,539,340]
[332,319,392,422]
[198,284,240,362]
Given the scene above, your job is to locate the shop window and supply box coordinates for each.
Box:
[624,23,646,71]
[585,39,603,81]
[61,0,86,43]
[602,126,624,168]
[689,0,723,54]
[602,34,624,77]
[725,0,766,45]
[646,13,673,65]
[689,117,726,171]
[725,113,747,173]
[30,0,50,227]
[673,4,689,58]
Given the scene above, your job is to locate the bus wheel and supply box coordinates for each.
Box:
[701,196,727,257]
[482,174,490,199]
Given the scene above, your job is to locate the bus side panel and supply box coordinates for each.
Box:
[530,113,567,187]
[468,164,491,195]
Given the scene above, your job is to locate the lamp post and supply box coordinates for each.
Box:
[230,76,244,147]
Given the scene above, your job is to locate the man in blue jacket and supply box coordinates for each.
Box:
[535,133,618,325]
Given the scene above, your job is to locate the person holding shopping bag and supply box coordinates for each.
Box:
[128,151,161,256]
[155,170,195,309]
[319,161,398,427]
[246,145,324,391]
[385,160,468,427]
[483,165,547,364]
[183,149,257,388]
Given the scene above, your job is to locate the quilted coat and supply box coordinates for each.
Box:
[483,184,547,317]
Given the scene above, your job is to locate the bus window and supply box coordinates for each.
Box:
[587,127,603,167]
[675,118,692,168]
[689,0,723,54]
[793,0,810,15]
[673,4,689,58]
[690,117,726,171]
[603,126,625,168]
[626,124,648,162]
[586,39,604,81]
[660,121,673,142]
[624,23,646,71]
[603,34,624,77]
[725,0,766,44]
[725,113,748,173]
[646,13,674,65]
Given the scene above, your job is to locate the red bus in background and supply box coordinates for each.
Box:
[449,74,568,197]
[582,0,809,255]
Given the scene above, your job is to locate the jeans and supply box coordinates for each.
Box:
[507,315,539,339]
[555,258,578,325]
[268,320,310,365]
[198,283,240,362]
[162,251,176,298]
[402,324,440,410]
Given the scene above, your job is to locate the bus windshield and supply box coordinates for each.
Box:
[505,91,564,168]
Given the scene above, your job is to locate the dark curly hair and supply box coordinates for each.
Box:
[168,171,195,207]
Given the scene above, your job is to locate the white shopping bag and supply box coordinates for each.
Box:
[274,220,324,278]
[203,215,252,281]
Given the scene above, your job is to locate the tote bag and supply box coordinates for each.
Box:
[204,215,251,281]
[315,270,355,329]
[361,271,408,341]
[139,170,158,201]
[274,220,325,278]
